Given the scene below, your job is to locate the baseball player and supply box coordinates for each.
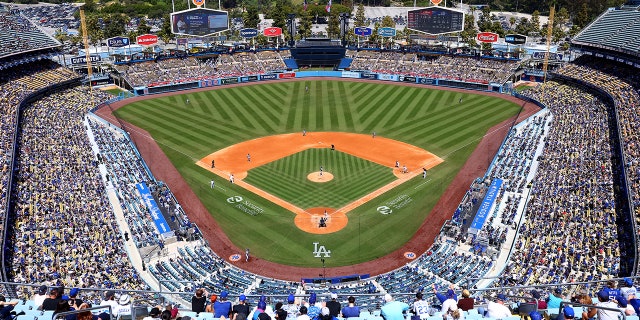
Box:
[210,180,215,188]
[247,153,251,162]
[320,166,323,176]
[402,165,408,174]
[422,168,427,179]
[230,174,235,184]
[395,160,400,168]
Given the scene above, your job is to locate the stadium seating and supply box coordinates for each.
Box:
[572,8,640,55]
[0,10,60,58]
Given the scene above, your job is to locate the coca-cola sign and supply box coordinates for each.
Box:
[477,32,498,43]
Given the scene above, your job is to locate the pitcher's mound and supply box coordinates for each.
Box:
[307,172,334,182]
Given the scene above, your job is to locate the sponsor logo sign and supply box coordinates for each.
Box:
[476,32,498,43]
[377,206,392,215]
[260,74,278,80]
[377,74,398,81]
[227,195,264,216]
[177,38,188,45]
[107,36,129,48]
[404,252,417,259]
[354,27,372,36]
[378,27,396,37]
[240,28,259,38]
[380,194,413,213]
[229,254,241,261]
[226,196,243,203]
[71,55,101,65]
[400,76,416,82]
[341,71,360,78]
[136,182,171,235]
[192,0,205,6]
[263,27,282,37]
[313,242,331,257]
[364,73,377,79]
[241,75,259,82]
[221,77,239,84]
[431,0,443,5]
[136,34,158,46]
[278,73,296,79]
[419,78,434,85]
[504,34,526,45]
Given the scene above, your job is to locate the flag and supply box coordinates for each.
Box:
[303,0,308,10]
[325,0,331,12]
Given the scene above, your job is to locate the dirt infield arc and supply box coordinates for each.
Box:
[195,132,443,234]
[97,78,539,281]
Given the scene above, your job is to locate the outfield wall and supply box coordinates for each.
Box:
[131,71,506,96]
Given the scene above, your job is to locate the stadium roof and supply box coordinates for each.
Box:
[572,7,640,57]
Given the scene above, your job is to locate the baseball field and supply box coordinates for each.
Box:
[113,80,521,268]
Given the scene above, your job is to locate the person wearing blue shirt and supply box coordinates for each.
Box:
[381,294,409,320]
[341,297,360,319]
[214,291,232,318]
[547,289,564,309]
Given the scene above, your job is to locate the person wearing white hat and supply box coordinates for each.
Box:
[114,294,132,318]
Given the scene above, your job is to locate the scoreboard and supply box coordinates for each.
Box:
[407,7,464,35]
[170,8,228,37]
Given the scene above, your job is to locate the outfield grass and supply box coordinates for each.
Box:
[114,80,521,267]
[246,148,396,208]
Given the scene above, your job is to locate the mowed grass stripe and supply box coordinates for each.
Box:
[140,99,253,145]
[232,94,279,133]
[336,81,355,129]
[315,81,324,129]
[355,84,395,115]
[119,107,204,154]
[216,89,257,130]
[388,88,425,126]
[248,86,286,128]
[359,86,408,131]
[224,88,275,132]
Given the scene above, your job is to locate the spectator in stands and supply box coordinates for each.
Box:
[114,294,132,319]
[283,294,299,320]
[318,307,336,320]
[0,295,19,320]
[192,289,207,313]
[41,288,61,311]
[325,294,340,318]
[486,294,512,319]
[604,281,621,301]
[559,306,574,320]
[275,302,287,320]
[214,292,232,318]
[621,279,637,299]
[76,303,94,320]
[457,290,475,312]
[251,297,269,320]
[587,290,619,320]
[297,306,310,320]
[33,285,48,309]
[413,292,433,319]
[341,296,360,319]
[69,288,82,307]
[53,297,75,320]
[547,289,564,309]
[307,294,321,320]
[233,295,250,319]
[143,307,162,320]
[616,295,635,316]
[531,291,547,310]
[99,291,118,315]
[381,294,409,320]
[206,295,217,313]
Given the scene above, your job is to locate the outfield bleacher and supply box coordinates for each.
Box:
[0,10,60,58]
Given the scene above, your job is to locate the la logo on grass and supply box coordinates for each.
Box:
[313,242,331,257]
